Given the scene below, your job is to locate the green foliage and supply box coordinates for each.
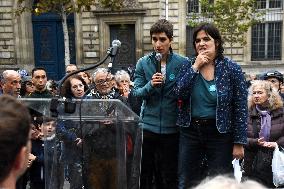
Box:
[188,0,264,46]
[15,0,123,16]
[100,0,124,10]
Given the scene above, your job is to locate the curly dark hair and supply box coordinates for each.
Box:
[150,19,173,39]
[61,75,88,98]
[192,23,224,60]
[150,19,174,53]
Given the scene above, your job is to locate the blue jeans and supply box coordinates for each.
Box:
[178,122,233,189]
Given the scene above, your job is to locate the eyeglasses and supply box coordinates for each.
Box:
[95,78,112,85]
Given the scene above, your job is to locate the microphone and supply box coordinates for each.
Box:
[155,52,162,73]
[108,40,121,73]
[155,52,163,88]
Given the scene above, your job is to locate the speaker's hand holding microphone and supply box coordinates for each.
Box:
[151,52,164,88]
[151,73,164,87]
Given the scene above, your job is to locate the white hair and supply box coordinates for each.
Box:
[93,68,109,78]
[193,176,267,189]
[114,70,130,83]
[2,70,20,83]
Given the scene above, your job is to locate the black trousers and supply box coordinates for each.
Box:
[178,120,234,189]
[140,130,179,189]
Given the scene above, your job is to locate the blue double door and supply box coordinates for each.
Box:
[32,13,76,80]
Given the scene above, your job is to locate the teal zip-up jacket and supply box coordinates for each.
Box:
[132,52,187,134]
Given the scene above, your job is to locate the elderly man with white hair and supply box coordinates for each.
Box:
[1,70,21,97]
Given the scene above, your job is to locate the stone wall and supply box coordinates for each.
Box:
[0,0,15,67]
[78,0,186,67]
[0,0,34,72]
[133,0,187,55]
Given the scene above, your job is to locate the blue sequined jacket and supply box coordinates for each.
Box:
[174,57,248,144]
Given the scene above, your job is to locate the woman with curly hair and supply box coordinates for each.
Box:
[243,80,284,187]
[61,75,88,99]
[58,75,89,189]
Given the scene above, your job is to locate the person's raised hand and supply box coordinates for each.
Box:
[151,73,164,87]
[257,137,266,146]
[262,141,277,148]
[193,50,212,71]
[27,153,36,168]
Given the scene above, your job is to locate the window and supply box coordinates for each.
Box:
[187,0,214,14]
[269,0,282,8]
[256,0,282,9]
[186,26,195,57]
[256,0,267,9]
[251,22,282,60]
[188,0,199,13]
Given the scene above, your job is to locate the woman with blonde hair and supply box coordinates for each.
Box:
[244,80,284,187]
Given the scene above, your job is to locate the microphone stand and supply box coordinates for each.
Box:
[58,48,113,96]
[48,44,120,189]
[50,46,114,117]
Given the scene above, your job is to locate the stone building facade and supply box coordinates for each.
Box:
[0,0,186,78]
[0,0,283,78]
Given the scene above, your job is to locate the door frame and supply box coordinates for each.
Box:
[98,15,144,63]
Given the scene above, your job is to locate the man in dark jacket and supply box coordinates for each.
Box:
[29,67,52,98]
[262,70,284,100]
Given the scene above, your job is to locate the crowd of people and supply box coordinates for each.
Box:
[0,19,284,189]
